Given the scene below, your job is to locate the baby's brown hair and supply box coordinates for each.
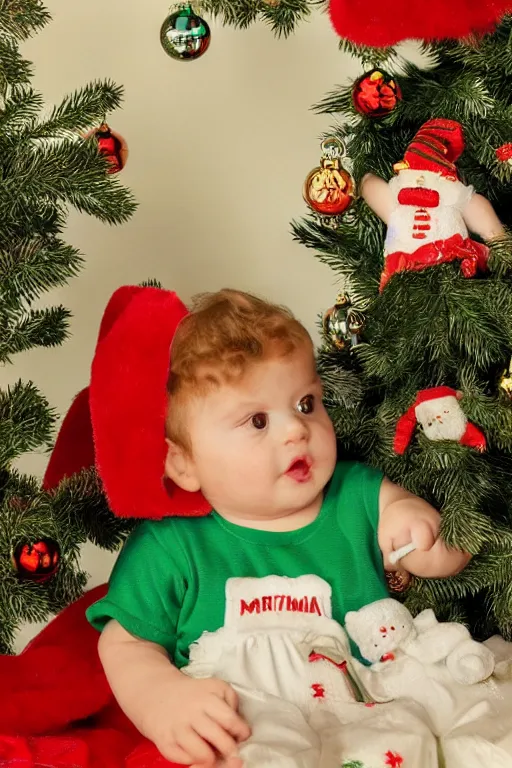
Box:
[166,289,312,451]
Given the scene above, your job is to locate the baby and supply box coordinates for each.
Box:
[87,289,470,767]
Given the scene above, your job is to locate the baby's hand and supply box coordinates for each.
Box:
[141,674,250,766]
[378,478,470,578]
[380,506,438,572]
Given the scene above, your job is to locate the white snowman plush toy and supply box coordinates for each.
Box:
[346,598,494,683]
[345,598,497,735]
[360,118,504,292]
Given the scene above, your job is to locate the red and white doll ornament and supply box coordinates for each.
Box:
[361,118,504,291]
[394,386,486,455]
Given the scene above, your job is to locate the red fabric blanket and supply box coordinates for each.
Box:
[0,585,186,768]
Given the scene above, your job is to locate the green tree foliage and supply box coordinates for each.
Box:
[0,0,136,653]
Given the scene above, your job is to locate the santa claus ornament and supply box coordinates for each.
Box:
[393,386,486,455]
[328,0,512,47]
[361,118,504,292]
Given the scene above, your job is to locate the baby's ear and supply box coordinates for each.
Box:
[165,439,201,493]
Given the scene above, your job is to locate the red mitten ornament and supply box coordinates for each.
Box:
[328,0,512,47]
[394,386,486,454]
[361,118,503,291]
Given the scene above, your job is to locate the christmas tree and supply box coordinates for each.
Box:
[0,0,136,653]
[206,1,512,640]
[293,24,512,640]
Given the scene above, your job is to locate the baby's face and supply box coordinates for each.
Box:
[185,347,337,526]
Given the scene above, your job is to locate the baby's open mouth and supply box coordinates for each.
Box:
[285,457,312,482]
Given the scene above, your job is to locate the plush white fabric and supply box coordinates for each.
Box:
[184,579,512,767]
[384,170,473,257]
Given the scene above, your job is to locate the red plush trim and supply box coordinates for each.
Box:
[90,286,212,519]
[0,585,110,735]
[397,188,440,208]
[328,0,512,46]
[380,234,489,291]
[0,584,188,767]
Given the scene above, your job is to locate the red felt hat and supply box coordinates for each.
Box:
[44,285,212,520]
[396,119,465,179]
[328,0,512,47]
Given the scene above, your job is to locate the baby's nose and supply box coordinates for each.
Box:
[285,415,308,444]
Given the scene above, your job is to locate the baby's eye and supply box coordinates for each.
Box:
[297,394,315,415]
[251,412,268,430]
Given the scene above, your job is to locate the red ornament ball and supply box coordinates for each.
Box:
[304,164,354,215]
[496,143,512,165]
[304,139,354,217]
[84,123,128,174]
[13,539,60,583]
[353,70,401,118]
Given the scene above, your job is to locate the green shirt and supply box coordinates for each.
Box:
[87,461,388,667]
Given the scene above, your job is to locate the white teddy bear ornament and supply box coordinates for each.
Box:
[346,597,494,685]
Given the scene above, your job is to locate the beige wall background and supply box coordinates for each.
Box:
[6,1,374,650]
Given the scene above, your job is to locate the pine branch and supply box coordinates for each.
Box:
[28,80,125,138]
[1,305,70,359]
[51,469,134,552]
[0,236,83,307]
[0,382,54,466]
[318,353,365,409]
[259,0,312,38]
[0,0,50,42]
[0,36,32,89]
[0,86,43,132]
[4,137,136,227]
[337,39,396,68]
[399,61,494,123]
[488,232,512,278]
[0,0,136,650]
[201,0,315,36]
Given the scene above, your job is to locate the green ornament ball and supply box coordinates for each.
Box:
[160,5,211,61]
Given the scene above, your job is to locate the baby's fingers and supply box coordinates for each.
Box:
[177,726,216,765]
[194,714,240,760]
[156,740,198,765]
[207,698,251,742]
